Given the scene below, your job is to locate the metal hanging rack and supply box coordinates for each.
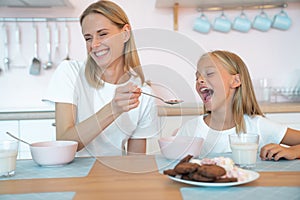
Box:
[196,3,288,12]
[0,17,79,23]
[171,2,288,31]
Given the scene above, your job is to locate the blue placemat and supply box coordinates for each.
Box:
[0,157,95,180]
[255,158,300,172]
[0,192,75,200]
[155,154,300,173]
[155,154,179,174]
[180,187,300,200]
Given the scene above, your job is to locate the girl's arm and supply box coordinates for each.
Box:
[260,128,300,161]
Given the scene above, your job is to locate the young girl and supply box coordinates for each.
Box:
[176,50,300,161]
[43,1,158,156]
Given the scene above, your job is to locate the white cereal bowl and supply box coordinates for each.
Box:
[158,136,204,160]
[30,141,78,166]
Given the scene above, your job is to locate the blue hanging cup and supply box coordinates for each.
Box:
[193,13,211,34]
[272,10,292,30]
[213,13,231,33]
[233,12,252,33]
[253,11,272,32]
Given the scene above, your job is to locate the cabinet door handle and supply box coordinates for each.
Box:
[52,123,56,127]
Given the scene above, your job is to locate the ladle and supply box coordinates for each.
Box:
[44,23,53,69]
[6,132,31,146]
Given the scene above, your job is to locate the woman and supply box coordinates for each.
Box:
[176,50,300,161]
[43,0,158,156]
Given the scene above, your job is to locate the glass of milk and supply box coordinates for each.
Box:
[229,134,259,169]
[0,140,18,177]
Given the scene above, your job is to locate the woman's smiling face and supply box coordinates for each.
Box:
[81,13,127,68]
[196,54,236,112]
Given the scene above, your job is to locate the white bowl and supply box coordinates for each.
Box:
[30,141,78,166]
[158,136,204,160]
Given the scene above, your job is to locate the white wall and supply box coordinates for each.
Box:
[0,0,299,109]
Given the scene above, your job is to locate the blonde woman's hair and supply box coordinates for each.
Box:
[200,50,264,133]
[80,0,144,88]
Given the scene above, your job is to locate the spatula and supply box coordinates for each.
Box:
[29,24,41,75]
[2,23,9,71]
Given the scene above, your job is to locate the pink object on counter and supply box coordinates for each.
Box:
[30,141,78,166]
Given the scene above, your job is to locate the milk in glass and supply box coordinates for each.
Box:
[230,143,258,168]
[229,134,259,169]
[0,141,18,177]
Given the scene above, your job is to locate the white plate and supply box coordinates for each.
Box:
[168,169,259,187]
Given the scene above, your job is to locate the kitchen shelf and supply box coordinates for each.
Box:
[0,17,78,23]
[155,0,300,30]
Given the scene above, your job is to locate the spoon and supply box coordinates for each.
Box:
[137,91,183,105]
[6,132,31,146]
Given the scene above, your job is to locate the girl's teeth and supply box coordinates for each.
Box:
[200,88,208,92]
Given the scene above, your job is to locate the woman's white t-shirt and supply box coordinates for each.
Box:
[43,60,159,156]
[176,114,287,157]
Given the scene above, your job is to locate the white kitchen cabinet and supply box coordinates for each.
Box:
[159,116,196,137]
[18,119,56,159]
[0,120,19,141]
[0,119,55,159]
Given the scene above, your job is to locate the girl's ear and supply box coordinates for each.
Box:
[122,24,131,43]
[230,74,241,88]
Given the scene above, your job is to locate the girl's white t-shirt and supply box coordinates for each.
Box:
[43,60,159,156]
[176,114,287,157]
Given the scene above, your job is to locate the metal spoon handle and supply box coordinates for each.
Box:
[6,132,31,146]
[140,91,165,102]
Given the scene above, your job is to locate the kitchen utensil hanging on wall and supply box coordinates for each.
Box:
[53,22,60,65]
[43,22,53,69]
[64,22,70,60]
[11,21,27,68]
[2,23,10,71]
[29,23,41,75]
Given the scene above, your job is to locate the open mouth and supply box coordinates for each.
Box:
[200,87,214,103]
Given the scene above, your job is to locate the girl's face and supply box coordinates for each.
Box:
[196,55,239,112]
[81,13,129,68]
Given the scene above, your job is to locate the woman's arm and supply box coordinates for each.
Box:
[56,83,141,151]
[260,128,300,161]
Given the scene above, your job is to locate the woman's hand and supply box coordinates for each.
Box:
[260,143,300,161]
[111,82,141,114]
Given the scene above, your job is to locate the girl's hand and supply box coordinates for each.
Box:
[260,143,299,161]
[111,82,141,114]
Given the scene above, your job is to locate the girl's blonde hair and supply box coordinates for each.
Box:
[80,0,144,88]
[200,50,264,133]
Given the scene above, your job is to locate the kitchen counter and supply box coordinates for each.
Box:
[0,107,55,120]
[157,102,300,116]
[0,102,299,120]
